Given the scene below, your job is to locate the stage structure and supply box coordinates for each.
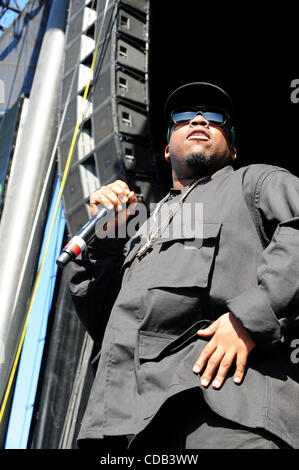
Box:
[0,0,68,448]
[0,0,166,449]
[29,0,164,449]
[28,0,164,449]
[0,1,21,32]
[58,0,160,236]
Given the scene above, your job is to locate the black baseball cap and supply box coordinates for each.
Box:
[164,82,234,125]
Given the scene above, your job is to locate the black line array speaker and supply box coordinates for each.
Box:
[58,0,161,236]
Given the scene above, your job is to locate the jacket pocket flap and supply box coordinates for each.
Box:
[139,332,176,360]
[201,222,222,239]
[148,223,222,290]
[139,319,211,361]
[155,221,222,245]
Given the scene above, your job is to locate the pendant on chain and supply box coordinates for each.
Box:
[135,175,210,261]
[136,240,153,259]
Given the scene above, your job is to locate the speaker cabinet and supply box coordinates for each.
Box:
[58,0,158,236]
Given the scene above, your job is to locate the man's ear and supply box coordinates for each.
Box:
[230,146,237,163]
[165,144,171,163]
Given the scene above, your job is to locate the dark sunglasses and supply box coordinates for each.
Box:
[170,106,229,128]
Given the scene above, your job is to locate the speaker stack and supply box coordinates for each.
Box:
[58,0,159,236]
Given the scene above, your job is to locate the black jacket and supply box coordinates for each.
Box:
[68,164,299,448]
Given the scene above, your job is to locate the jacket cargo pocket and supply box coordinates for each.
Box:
[148,222,222,289]
[137,320,211,419]
[138,319,211,362]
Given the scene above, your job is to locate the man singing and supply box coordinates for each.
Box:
[68,82,299,449]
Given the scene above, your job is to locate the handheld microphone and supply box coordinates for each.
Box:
[56,206,108,268]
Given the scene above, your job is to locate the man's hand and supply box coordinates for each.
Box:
[89,180,138,232]
[193,312,256,389]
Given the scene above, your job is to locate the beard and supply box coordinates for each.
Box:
[185,152,217,176]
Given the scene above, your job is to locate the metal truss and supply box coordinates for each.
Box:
[0,1,21,31]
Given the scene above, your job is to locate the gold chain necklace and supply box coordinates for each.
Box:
[136,175,210,259]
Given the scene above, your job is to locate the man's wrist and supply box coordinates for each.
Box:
[226,287,282,349]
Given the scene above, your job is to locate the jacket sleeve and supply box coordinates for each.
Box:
[66,236,127,344]
[227,167,299,348]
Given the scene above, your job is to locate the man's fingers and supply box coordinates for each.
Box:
[91,187,122,212]
[127,190,138,203]
[193,312,254,388]
[108,181,130,204]
[126,192,138,215]
[196,350,225,387]
[196,319,218,337]
[233,352,248,384]
[194,348,248,389]
[90,181,136,217]
[112,180,131,196]
[211,352,236,389]
[192,342,217,375]
[91,193,115,211]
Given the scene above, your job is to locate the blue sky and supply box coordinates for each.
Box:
[0,0,30,35]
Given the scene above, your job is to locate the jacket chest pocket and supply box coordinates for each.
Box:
[148,222,222,290]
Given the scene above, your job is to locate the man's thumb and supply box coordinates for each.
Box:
[197,320,218,336]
